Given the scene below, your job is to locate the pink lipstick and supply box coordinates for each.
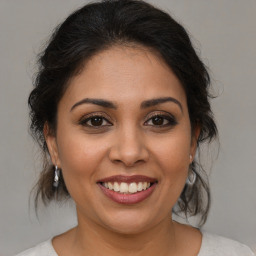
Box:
[97,175,157,204]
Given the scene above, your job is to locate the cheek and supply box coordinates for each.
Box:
[56,129,108,191]
[154,133,191,166]
[150,130,191,184]
[56,137,109,211]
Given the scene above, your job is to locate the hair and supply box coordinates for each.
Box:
[29,0,218,225]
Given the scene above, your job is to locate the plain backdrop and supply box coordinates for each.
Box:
[0,0,255,255]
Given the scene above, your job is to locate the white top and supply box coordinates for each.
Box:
[16,232,255,256]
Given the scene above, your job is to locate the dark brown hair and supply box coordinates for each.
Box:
[29,0,218,225]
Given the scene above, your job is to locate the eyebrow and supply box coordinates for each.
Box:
[141,97,183,112]
[70,97,183,112]
[70,98,117,111]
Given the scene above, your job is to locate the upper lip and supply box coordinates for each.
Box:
[97,175,157,184]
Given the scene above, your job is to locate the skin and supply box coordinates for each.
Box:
[45,45,202,256]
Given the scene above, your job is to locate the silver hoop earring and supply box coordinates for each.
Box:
[53,165,60,188]
[186,167,196,186]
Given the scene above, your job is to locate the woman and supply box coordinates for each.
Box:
[17,0,254,255]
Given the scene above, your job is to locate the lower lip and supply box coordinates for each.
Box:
[98,183,157,205]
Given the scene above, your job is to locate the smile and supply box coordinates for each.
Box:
[97,175,157,204]
[102,181,151,194]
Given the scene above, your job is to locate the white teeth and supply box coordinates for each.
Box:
[108,182,113,190]
[113,182,119,192]
[120,182,129,193]
[102,181,152,194]
[128,182,137,193]
[137,182,143,191]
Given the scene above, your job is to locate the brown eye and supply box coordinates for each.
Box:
[90,116,103,126]
[145,113,177,127]
[80,115,112,127]
[151,116,164,125]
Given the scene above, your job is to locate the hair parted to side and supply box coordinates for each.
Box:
[29,0,218,225]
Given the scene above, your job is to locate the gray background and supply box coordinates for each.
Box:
[0,0,255,255]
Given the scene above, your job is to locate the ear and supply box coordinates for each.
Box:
[190,124,201,161]
[43,122,61,168]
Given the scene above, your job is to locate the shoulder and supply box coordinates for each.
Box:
[199,232,255,256]
[15,239,57,256]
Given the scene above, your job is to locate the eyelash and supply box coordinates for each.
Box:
[144,112,177,127]
[79,112,177,128]
[79,113,112,128]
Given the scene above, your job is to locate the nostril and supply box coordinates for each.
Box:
[113,159,122,163]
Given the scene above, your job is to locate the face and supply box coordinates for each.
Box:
[46,46,198,234]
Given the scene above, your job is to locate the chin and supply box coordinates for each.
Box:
[99,209,162,235]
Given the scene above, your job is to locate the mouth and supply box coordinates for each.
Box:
[97,175,158,204]
[100,181,153,194]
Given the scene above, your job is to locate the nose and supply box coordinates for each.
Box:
[108,127,149,167]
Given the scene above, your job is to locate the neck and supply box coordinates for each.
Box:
[71,212,177,256]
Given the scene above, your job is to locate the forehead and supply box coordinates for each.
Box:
[61,45,187,108]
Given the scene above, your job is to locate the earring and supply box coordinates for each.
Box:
[53,165,60,188]
[186,167,196,186]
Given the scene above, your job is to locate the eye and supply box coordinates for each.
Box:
[144,113,177,127]
[79,114,112,127]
